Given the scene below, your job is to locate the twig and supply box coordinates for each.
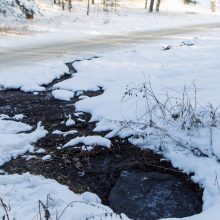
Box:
[0,197,10,220]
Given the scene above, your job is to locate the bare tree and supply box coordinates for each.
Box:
[61,0,65,11]
[145,0,148,9]
[156,0,161,12]
[149,0,155,12]
[87,0,90,15]
[68,0,72,12]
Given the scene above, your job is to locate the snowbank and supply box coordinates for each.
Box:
[0,116,47,166]
[0,60,68,92]
[0,173,129,220]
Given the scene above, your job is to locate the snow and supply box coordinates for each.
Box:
[81,145,94,151]
[65,114,75,126]
[63,135,111,148]
[12,113,25,120]
[56,34,220,119]
[35,148,46,153]
[0,120,31,134]
[77,118,85,122]
[79,95,90,100]
[42,154,51,160]
[0,173,129,220]
[81,191,102,204]
[0,117,48,166]
[1,1,220,219]
[0,114,25,121]
[0,60,68,92]
[74,112,84,117]
[25,155,37,160]
[52,129,78,137]
[2,30,220,219]
[52,89,74,101]
[52,30,220,219]
[0,1,220,52]
[1,1,220,94]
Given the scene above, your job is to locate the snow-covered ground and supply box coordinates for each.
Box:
[1,28,220,219]
[0,118,123,219]
[1,1,220,219]
[0,173,129,220]
[54,29,220,220]
[62,31,220,220]
[0,0,220,50]
[0,114,47,166]
[0,60,68,91]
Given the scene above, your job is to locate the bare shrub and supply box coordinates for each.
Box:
[0,197,10,220]
[34,195,125,220]
[105,79,220,160]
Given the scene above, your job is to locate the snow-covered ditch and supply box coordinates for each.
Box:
[1,24,220,220]
[52,31,220,219]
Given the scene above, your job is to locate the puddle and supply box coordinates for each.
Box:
[110,170,200,220]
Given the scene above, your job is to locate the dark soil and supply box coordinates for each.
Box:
[0,61,203,220]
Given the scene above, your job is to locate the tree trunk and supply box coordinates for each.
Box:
[149,0,155,12]
[156,0,161,12]
[103,0,107,11]
[62,1,65,10]
[145,0,148,9]
[87,0,90,15]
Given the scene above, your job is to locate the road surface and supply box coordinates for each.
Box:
[0,22,220,66]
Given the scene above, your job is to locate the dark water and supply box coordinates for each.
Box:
[109,171,200,220]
